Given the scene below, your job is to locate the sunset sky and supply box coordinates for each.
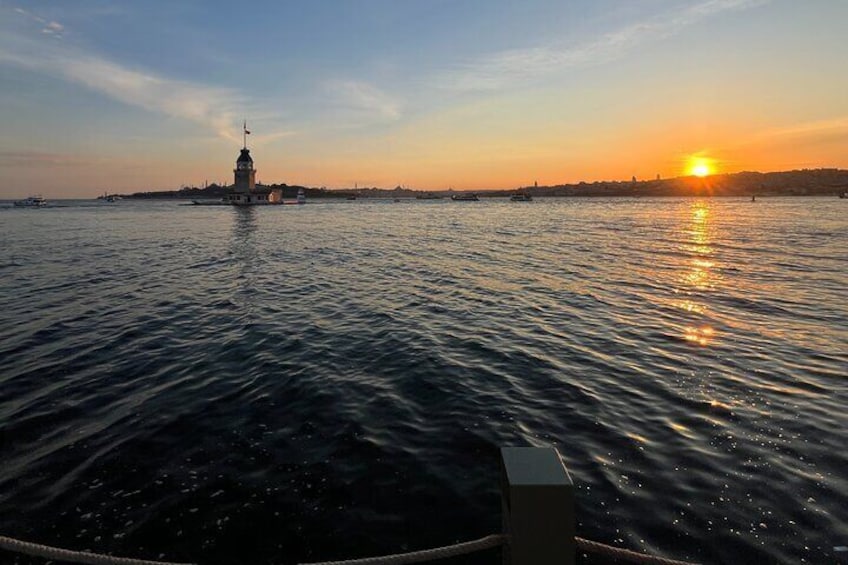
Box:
[1,0,847,197]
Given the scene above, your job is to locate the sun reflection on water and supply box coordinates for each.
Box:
[684,325,715,346]
[687,204,714,286]
[677,299,706,314]
[679,201,719,345]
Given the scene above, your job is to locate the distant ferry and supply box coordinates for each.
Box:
[14,195,47,207]
[98,193,121,202]
[510,193,533,202]
[450,193,479,201]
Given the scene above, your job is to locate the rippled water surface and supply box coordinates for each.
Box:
[1,197,846,564]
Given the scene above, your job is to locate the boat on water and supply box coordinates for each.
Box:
[98,193,121,202]
[510,193,533,202]
[451,193,479,201]
[13,195,47,207]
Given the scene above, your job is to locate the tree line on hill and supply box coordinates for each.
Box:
[504,169,848,197]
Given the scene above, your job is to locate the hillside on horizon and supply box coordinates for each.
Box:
[125,168,848,199]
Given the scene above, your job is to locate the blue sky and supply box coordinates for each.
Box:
[1,0,847,196]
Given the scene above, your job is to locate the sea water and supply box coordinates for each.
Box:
[1,197,846,563]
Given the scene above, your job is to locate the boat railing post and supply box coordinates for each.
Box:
[500,447,575,565]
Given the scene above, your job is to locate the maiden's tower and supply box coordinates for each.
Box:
[223,123,281,205]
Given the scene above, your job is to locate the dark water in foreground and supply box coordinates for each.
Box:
[1,197,846,564]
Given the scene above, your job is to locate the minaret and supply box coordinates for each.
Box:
[233,121,255,193]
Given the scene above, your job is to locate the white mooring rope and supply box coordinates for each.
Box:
[1,532,700,565]
[0,535,195,565]
[296,534,505,565]
[576,536,699,565]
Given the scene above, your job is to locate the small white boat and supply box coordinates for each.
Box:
[451,193,479,201]
[14,195,47,207]
[510,193,533,202]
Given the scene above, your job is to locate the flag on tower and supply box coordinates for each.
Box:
[244,121,250,135]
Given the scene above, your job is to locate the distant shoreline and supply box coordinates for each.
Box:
[116,168,848,200]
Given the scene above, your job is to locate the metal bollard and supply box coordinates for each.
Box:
[500,447,575,565]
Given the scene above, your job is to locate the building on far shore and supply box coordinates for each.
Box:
[223,123,281,205]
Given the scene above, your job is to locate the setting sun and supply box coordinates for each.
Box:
[692,164,710,177]
[686,156,716,178]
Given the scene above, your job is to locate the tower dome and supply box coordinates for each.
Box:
[236,148,253,169]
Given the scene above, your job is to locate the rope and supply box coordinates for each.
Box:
[1,532,698,565]
[299,534,698,565]
[0,535,195,565]
[576,536,698,565]
[297,534,505,565]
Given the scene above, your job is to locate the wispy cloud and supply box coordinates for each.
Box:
[5,47,243,141]
[325,79,402,123]
[248,130,299,146]
[14,6,64,38]
[0,6,291,143]
[440,0,770,91]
